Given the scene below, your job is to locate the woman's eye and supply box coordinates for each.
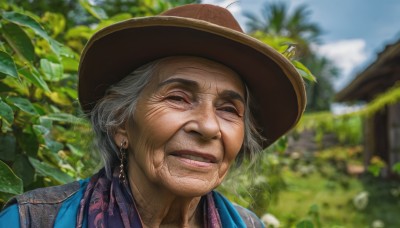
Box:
[219,106,238,114]
[167,95,186,102]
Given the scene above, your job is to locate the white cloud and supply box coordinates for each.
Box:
[313,39,368,77]
[312,39,369,90]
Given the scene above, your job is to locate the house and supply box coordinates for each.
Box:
[336,38,400,177]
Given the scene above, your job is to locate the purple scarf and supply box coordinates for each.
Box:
[76,168,222,227]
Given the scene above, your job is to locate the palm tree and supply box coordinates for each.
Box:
[245,2,322,56]
[245,2,338,112]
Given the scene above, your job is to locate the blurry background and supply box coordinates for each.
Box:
[0,0,399,227]
[205,0,400,91]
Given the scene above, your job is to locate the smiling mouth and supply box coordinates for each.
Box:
[170,151,217,164]
[179,154,212,163]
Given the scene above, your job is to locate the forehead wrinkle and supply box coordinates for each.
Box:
[157,77,199,91]
[172,66,235,82]
[174,66,228,75]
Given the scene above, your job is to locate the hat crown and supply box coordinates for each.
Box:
[161,4,244,33]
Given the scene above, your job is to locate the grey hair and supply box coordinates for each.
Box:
[90,60,158,177]
[90,57,264,179]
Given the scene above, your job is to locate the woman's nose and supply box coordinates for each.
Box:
[183,105,222,140]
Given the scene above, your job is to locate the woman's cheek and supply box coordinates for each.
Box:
[222,122,245,158]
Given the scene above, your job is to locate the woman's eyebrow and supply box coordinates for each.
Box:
[219,90,245,104]
[158,78,199,90]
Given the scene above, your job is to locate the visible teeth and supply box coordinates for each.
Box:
[181,155,211,163]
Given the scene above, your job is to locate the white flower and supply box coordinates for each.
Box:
[261,213,280,228]
[372,219,385,228]
[353,191,369,210]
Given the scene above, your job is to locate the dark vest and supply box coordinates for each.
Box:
[5,181,80,228]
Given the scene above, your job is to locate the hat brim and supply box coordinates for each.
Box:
[78,16,306,147]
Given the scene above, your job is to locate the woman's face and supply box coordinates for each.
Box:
[120,56,245,197]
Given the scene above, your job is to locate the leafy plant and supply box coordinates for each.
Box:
[0,5,99,206]
[252,31,316,83]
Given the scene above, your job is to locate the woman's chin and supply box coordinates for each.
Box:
[153,157,225,197]
[161,176,220,197]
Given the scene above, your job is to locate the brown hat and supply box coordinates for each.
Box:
[78,4,306,148]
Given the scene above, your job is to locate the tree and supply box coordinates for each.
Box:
[245,2,322,57]
[4,0,201,30]
[245,2,338,111]
[4,0,92,28]
[304,56,339,111]
[94,0,200,16]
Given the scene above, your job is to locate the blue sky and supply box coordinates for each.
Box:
[202,0,400,90]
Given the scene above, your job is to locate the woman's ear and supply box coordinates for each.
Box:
[114,127,129,149]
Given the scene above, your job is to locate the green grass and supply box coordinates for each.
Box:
[267,167,400,228]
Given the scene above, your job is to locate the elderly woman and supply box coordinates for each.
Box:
[0,4,305,228]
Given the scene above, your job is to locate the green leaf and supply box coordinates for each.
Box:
[61,87,78,100]
[367,165,382,177]
[0,100,14,124]
[29,157,74,184]
[47,39,62,57]
[66,143,84,157]
[45,138,63,154]
[7,97,38,115]
[12,154,35,187]
[42,113,88,125]
[33,124,50,136]
[2,23,35,62]
[308,204,319,214]
[19,67,51,93]
[0,192,14,205]
[0,135,17,161]
[39,116,53,129]
[392,162,400,175]
[79,0,108,20]
[296,220,314,228]
[0,51,18,78]
[65,25,92,40]
[2,11,61,56]
[47,90,72,106]
[0,82,14,93]
[293,60,317,82]
[16,131,39,157]
[59,46,77,59]
[0,72,7,80]
[62,57,79,72]
[0,160,23,195]
[32,103,46,116]
[40,58,63,81]
[272,136,288,153]
[42,12,66,37]
[2,11,49,40]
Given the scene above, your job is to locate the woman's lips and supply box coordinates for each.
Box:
[170,150,217,164]
[179,154,211,163]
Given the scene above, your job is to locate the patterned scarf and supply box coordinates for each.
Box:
[76,168,222,227]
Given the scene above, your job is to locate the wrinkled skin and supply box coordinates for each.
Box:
[114,56,245,227]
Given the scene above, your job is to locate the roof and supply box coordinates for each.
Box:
[336,38,400,102]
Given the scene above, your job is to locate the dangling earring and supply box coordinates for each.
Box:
[119,140,127,184]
